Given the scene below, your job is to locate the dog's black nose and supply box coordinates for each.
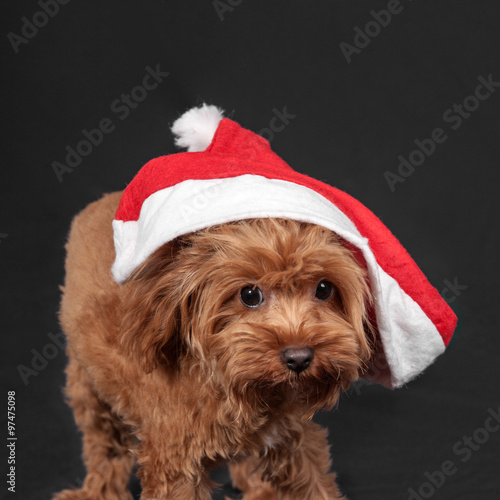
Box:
[281,346,314,374]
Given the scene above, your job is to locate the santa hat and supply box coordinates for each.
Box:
[112,104,457,388]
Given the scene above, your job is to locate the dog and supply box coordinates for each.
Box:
[53,190,373,500]
[53,104,457,500]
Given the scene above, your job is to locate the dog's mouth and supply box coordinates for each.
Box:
[219,338,362,411]
[231,360,348,411]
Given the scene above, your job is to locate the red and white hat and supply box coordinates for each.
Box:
[112,104,457,388]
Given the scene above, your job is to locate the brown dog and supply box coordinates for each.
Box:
[53,190,373,500]
[54,104,457,500]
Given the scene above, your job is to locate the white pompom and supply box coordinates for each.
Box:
[171,104,225,152]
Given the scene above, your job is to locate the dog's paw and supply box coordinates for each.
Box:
[240,488,277,500]
[52,488,131,500]
[52,490,92,500]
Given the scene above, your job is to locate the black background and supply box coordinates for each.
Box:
[1,1,500,499]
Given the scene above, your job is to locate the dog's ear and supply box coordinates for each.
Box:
[119,241,188,373]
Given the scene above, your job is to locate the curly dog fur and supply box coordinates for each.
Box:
[54,191,374,500]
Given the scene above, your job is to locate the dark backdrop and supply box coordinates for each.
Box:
[1,1,499,499]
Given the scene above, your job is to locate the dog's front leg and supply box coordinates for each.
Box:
[137,440,213,500]
[259,419,346,500]
[138,465,213,500]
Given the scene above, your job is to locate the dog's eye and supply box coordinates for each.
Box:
[315,280,335,301]
[240,286,263,308]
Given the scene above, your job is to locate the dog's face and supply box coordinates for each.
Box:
[121,218,373,412]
